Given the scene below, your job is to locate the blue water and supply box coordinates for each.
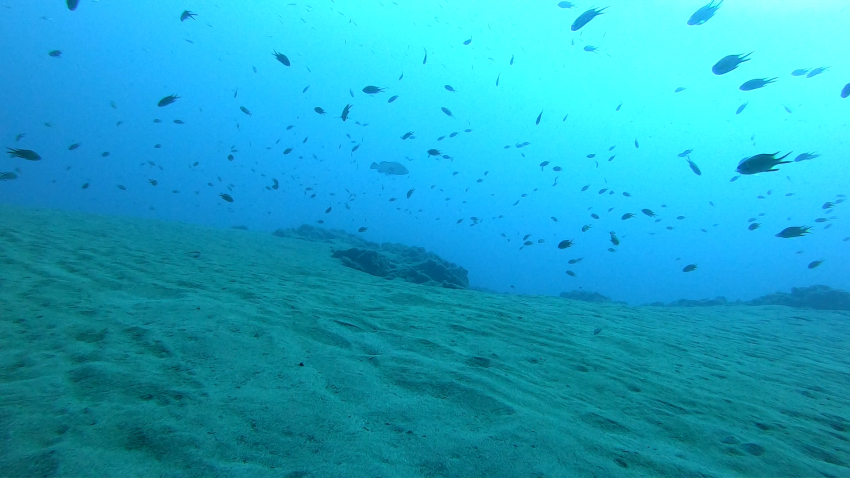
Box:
[1,0,848,304]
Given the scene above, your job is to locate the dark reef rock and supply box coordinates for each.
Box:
[559,290,619,304]
[746,285,850,311]
[274,225,469,290]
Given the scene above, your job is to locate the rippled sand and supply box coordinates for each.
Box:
[1,205,848,477]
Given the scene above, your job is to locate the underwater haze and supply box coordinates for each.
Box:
[1,0,849,304]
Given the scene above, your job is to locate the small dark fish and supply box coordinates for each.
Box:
[740,78,777,91]
[219,193,234,202]
[775,226,810,238]
[539,161,550,170]
[748,223,760,231]
[557,240,573,249]
[68,143,81,150]
[173,119,184,124]
[341,103,352,122]
[240,106,252,116]
[407,188,415,198]
[634,139,639,148]
[117,185,126,190]
[571,7,607,31]
[463,37,472,45]
[674,87,685,93]
[362,86,385,94]
[283,148,293,155]
[388,95,399,103]
[358,227,368,233]
[737,152,792,175]
[736,102,748,115]
[422,48,427,65]
[806,67,828,78]
[677,149,693,157]
[0,172,18,181]
[180,10,197,21]
[67,0,79,10]
[272,50,290,66]
[314,107,326,115]
[158,94,179,107]
[148,179,158,186]
[687,0,723,26]
[444,85,456,93]
[682,264,698,272]
[621,213,634,220]
[581,185,589,192]
[6,148,41,161]
[566,270,577,277]
[593,327,602,335]
[712,52,751,75]
[641,209,656,217]
[496,73,500,86]
[807,260,824,269]
[48,50,62,58]
[441,107,454,117]
[325,206,332,214]
[842,83,850,99]
[558,1,576,8]
[609,232,620,246]
[302,86,310,93]
[427,149,441,157]
[535,110,542,125]
[791,68,810,77]
[686,159,702,176]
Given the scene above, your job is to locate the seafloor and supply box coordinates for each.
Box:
[1,205,847,477]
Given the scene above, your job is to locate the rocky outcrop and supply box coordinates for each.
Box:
[273,225,469,290]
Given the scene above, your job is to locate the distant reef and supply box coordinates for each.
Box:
[561,285,850,312]
[272,225,469,290]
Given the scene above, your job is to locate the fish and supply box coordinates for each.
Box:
[842,83,850,99]
[571,7,607,31]
[791,68,810,76]
[341,104,352,122]
[407,188,415,198]
[674,87,685,92]
[314,107,326,115]
[173,119,185,124]
[641,209,656,217]
[686,159,702,175]
[157,94,179,107]
[48,50,62,58]
[687,0,723,25]
[66,0,78,10]
[566,270,577,277]
[682,264,698,272]
[180,10,197,21]
[775,226,810,238]
[736,152,792,175]
[806,67,828,78]
[808,260,824,269]
[362,86,385,94]
[388,95,399,103]
[535,110,542,125]
[557,240,574,249]
[6,148,41,161]
[358,227,368,233]
[68,143,81,150]
[740,78,777,91]
[219,193,234,202]
[677,149,693,157]
[748,223,760,231]
[558,1,576,7]
[441,107,454,117]
[240,106,252,116]
[609,232,620,246]
[0,172,18,181]
[370,161,409,176]
[794,152,820,162]
[444,85,456,92]
[463,37,472,45]
[272,50,290,66]
[712,52,752,75]
[736,102,748,114]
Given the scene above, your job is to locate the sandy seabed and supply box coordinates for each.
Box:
[0,204,848,478]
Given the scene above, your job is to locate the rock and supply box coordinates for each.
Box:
[746,285,850,311]
[274,225,469,290]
